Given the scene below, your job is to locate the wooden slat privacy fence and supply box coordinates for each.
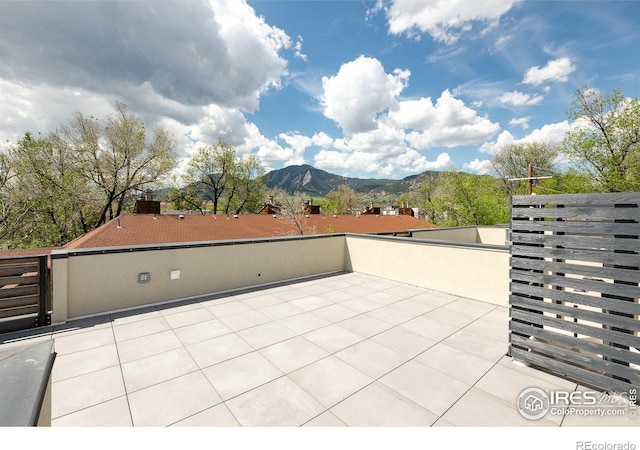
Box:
[509,192,640,393]
[0,255,51,334]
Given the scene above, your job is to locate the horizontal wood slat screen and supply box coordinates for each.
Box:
[0,255,50,333]
[509,192,639,393]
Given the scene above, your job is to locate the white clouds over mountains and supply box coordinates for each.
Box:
[309,57,500,175]
[1,0,627,179]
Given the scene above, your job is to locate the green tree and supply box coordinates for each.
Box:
[270,188,316,235]
[325,184,362,215]
[436,171,510,226]
[563,86,640,192]
[223,154,266,215]
[8,132,99,247]
[2,102,177,248]
[180,139,265,215]
[414,172,446,224]
[0,152,29,244]
[491,141,558,196]
[56,101,177,226]
[168,186,205,213]
[537,169,598,195]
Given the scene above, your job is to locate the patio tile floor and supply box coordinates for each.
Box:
[1,272,636,427]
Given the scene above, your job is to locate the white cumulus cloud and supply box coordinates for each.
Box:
[479,120,573,157]
[523,57,576,86]
[320,56,410,135]
[0,0,293,171]
[293,36,309,62]
[388,90,500,148]
[463,158,493,174]
[509,117,530,129]
[380,0,519,44]
[498,91,543,106]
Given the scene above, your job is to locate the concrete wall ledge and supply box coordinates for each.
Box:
[0,340,55,426]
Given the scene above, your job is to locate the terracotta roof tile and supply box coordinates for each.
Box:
[0,247,58,258]
[64,213,434,249]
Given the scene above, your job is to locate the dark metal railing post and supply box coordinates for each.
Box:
[36,255,47,328]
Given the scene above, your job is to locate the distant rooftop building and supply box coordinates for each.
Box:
[62,212,434,249]
[257,197,322,216]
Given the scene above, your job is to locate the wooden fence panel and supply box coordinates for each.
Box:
[0,255,50,334]
[509,192,639,393]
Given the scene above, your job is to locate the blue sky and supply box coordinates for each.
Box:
[1,1,639,179]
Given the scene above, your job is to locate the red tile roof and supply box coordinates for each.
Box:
[0,247,58,258]
[64,213,435,249]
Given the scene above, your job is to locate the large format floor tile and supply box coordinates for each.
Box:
[259,336,329,374]
[440,329,508,362]
[289,356,373,408]
[0,272,599,428]
[162,307,215,329]
[186,333,253,368]
[51,396,132,427]
[121,347,199,393]
[370,326,436,358]
[52,344,120,382]
[171,319,232,346]
[379,360,471,416]
[330,382,438,426]
[116,329,183,363]
[442,387,557,427]
[170,403,240,427]
[128,371,222,426]
[112,317,171,343]
[303,324,365,353]
[415,342,496,385]
[52,366,126,419]
[53,328,115,355]
[334,339,408,379]
[202,351,283,400]
[226,377,325,426]
[236,321,297,348]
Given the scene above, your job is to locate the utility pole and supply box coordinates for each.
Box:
[507,166,552,194]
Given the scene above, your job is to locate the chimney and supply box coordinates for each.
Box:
[145,190,153,201]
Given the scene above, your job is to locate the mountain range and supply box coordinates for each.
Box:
[264,164,436,198]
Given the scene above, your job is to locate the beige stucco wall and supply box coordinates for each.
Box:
[411,226,508,246]
[53,236,346,320]
[476,227,509,246]
[345,235,510,306]
[411,227,479,243]
[50,232,510,321]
